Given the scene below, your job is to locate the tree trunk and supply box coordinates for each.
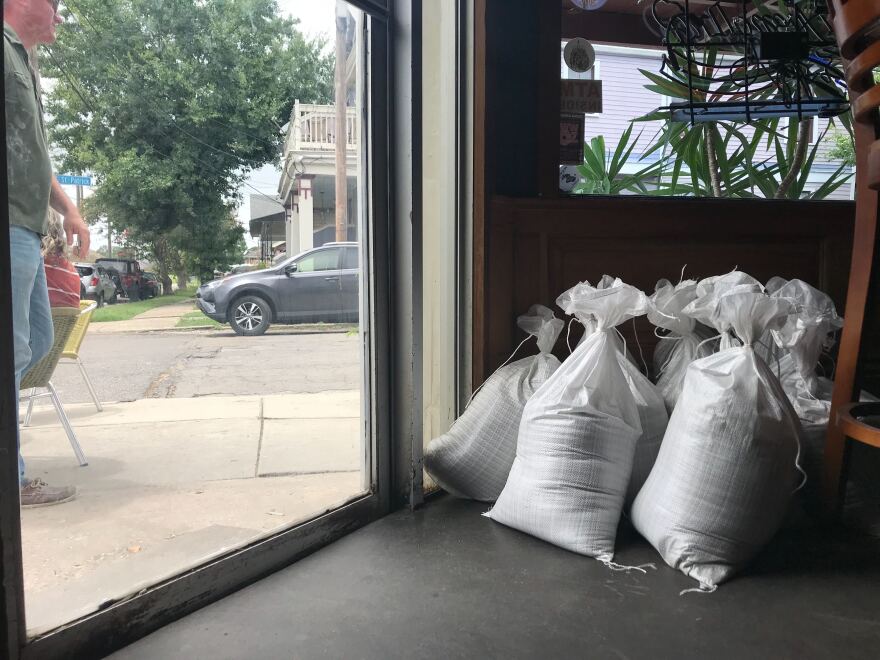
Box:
[176,267,189,292]
[151,236,174,295]
[704,125,723,197]
[774,118,812,199]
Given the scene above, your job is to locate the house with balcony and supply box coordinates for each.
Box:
[276,101,360,256]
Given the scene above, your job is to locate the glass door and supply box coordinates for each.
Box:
[2,1,400,657]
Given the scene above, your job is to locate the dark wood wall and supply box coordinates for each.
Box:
[473,0,857,383]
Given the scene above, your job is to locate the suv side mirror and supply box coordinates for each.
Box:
[285,263,298,275]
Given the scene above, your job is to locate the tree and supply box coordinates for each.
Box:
[45,0,333,292]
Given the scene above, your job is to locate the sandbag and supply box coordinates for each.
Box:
[648,278,705,413]
[632,290,803,589]
[567,278,668,506]
[424,305,564,502]
[486,279,646,560]
[769,280,844,513]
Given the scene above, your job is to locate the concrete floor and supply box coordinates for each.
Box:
[109,496,880,660]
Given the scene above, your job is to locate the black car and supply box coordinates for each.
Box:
[196,242,359,336]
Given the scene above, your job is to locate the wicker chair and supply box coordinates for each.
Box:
[59,299,103,412]
[20,303,96,467]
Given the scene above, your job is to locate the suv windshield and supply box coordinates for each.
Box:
[75,265,93,277]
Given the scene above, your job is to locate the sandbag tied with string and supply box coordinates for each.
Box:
[570,276,668,507]
[424,305,564,502]
[486,279,648,562]
[682,270,764,352]
[648,278,706,414]
[770,279,841,418]
[769,280,843,496]
[631,290,805,593]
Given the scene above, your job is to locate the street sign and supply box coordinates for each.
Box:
[56,174,92,186]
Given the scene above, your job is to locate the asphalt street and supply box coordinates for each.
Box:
[46,329,362,404]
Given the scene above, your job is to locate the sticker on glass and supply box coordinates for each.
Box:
[564,38,595,74]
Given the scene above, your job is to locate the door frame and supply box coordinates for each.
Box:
[0,1,420,657]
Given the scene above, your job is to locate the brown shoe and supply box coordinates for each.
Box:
[20,479,77,508]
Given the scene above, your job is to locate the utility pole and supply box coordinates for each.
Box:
[334,1,348,243]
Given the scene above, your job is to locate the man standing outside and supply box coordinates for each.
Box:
[5,0,90,506]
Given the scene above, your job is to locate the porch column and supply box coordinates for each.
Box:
[298,175,315,251]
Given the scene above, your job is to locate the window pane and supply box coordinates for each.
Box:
[559,6,854,201]
[11,0,373,636]
[297,248,341,272]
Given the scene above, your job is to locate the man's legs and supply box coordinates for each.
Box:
[9,225,44,482]
[10,226,73,507]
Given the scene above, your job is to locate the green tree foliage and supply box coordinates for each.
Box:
[45,0,333,290]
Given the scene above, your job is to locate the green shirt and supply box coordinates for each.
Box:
[5,23,51,235]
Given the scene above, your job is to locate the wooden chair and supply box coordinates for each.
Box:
[822,0,880,514]
[59,299,103,412]
[19,303,96,467]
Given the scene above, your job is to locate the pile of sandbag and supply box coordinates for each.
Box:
[424,305,564,502]
[426,268,866,589]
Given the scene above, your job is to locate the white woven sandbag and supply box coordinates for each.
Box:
[771,279,842,421]
[486,279,646,560]
[648,278,705,413]
[631,290,803,590]
[769,280,842,508]
[565,278,668,507]
[424,305,564,502]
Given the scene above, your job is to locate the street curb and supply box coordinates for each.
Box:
[90,325,357,335]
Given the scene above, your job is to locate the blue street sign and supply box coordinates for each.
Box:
[56,174,92,186]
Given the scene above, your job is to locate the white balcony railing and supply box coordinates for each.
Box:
[289,101,357,153]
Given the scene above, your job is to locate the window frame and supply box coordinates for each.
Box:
[0,1,418,657]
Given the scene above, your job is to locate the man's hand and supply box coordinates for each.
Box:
[49,176,90,258]
[63,209,91,258]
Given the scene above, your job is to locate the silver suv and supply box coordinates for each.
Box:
[75,263,118,306]
[196,242,359,336]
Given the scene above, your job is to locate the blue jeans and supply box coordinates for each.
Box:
[10,225,54,483]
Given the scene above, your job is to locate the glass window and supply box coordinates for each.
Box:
[296,248,341,272]
[343,246,359,270]
[559,4,854,201]
[9,0,383,641]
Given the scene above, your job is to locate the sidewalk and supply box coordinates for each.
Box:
[89,299,197,334]
[19,390,364,635]
[89,300,358,335]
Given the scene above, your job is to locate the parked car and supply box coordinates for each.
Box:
[142,272,160,298]
[74,263,118,306]
[196,242,359,336]
[95,258,146,301]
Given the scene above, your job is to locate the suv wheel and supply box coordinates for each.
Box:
[229,296,271,336]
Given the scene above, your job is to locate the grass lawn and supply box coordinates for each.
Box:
[92,291,195,322]
[176,311,223,328]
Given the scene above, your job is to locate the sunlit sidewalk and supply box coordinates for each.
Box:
[18,391,364,635]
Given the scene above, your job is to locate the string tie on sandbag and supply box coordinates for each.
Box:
[598,555,657,574]
[679,582,717,596]
[466,334,533,408]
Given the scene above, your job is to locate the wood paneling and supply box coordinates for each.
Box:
[478,195,856,382]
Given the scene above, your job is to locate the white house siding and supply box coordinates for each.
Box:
[563,43,854,200]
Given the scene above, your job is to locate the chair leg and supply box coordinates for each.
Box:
[24,387,36,427]
[47,382,88,467]
[77,357,103,412]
